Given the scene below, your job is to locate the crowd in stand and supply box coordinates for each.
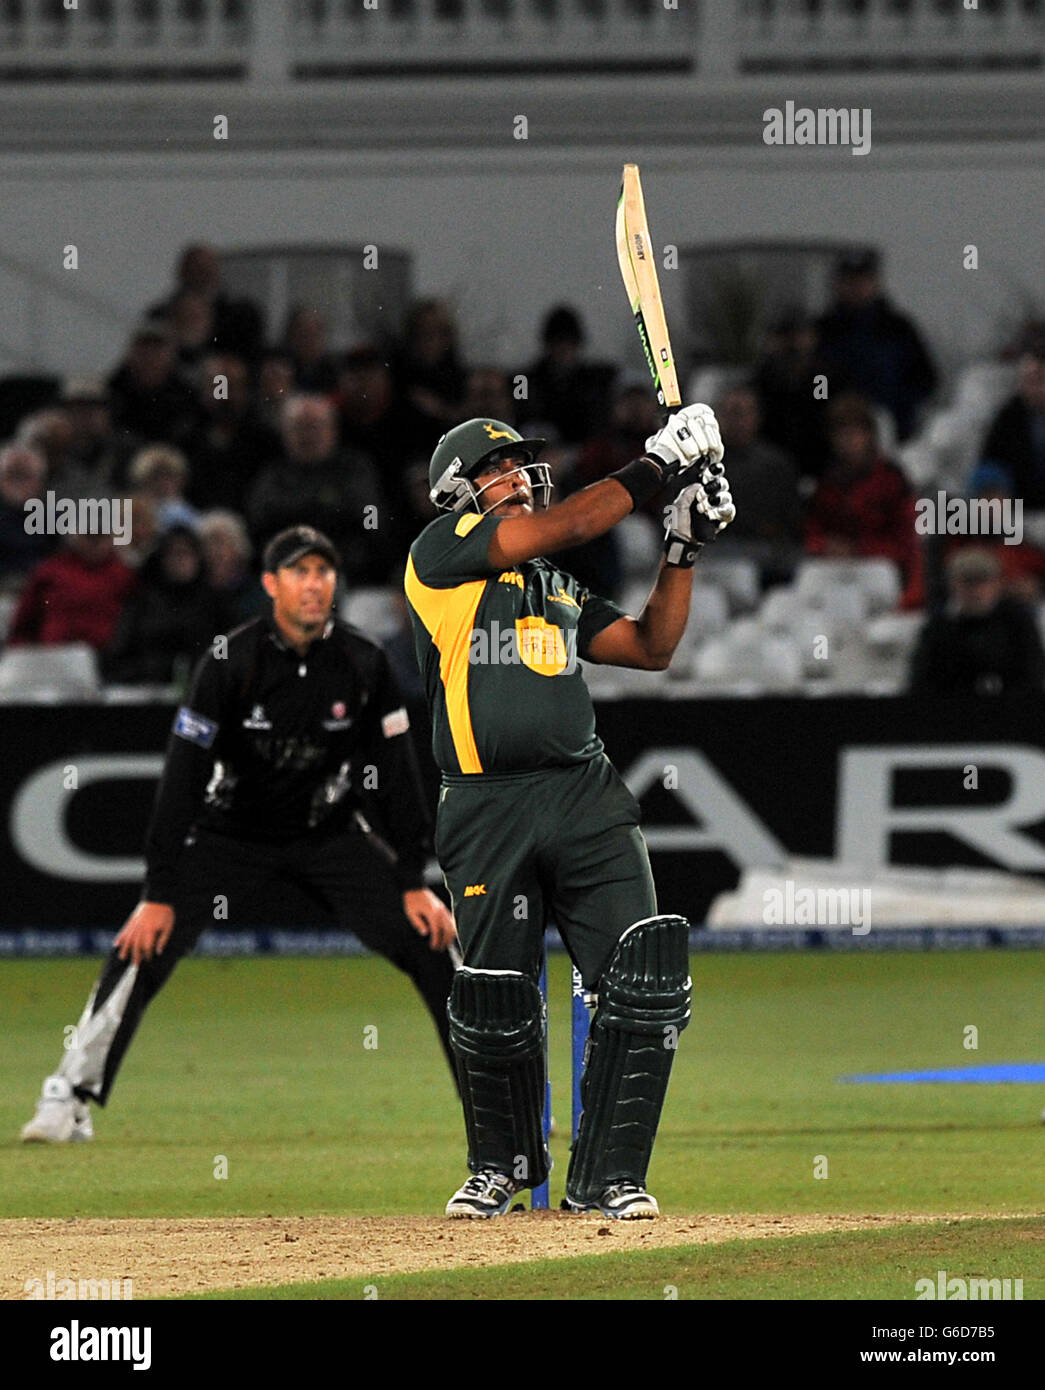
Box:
[1,241,1043,694]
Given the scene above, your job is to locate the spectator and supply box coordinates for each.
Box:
[391,298,467,445]
[0,444,55,592]
[908,547,1045,696]
[712,384,803,586]
[552,380,664,596]
[460,367,517,427]
[977,336,1045,510]
[753,307,849,481]
[102,525,228,686]
[123,493,161,570]
[518,305,616,445]
[128,445,199,532]
[257,350,297,433]
[382,573,425,704]
[817,250,937,441]
[57,376,139,493]
[282,306,340,393]
[16,409,83,493]
[333,344,431,543]
[246,394,391,584]
[166,289,216,379]
[198,509,267,626]
[572,380,660,487]
[149,243,265,365]
[805,393,924,608]
[402,458,439,533]
[7,530,136,651]
[947,462,1045,603]
[183,353,280,512]
[107,318,198,450]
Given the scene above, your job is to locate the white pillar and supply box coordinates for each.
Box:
[699,0,738,78]
[249,0,291,85]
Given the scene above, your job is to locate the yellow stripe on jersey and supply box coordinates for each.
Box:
[404,555,485,774]
[455,512,484,537]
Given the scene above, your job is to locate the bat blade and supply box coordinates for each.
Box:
[616,163,681,409]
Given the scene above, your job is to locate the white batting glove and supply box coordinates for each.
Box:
[644,403,724,482]
[696,457,735,527]
[662,464,735,567]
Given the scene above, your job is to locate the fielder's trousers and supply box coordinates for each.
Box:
[66,823,456,1105]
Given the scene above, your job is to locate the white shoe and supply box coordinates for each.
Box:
[21,1076,94,1143]
[563,1182,659,1220]
[445,1170,524,1218]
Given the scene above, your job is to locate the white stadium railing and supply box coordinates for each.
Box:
[0,0,1040,78]
[736,0,1043,72]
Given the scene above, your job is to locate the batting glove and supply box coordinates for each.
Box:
[662,463,736,567]
[643,403,724,484]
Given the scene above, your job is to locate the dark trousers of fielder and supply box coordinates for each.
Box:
[56,824,457,1107]
[439,753,691,1203]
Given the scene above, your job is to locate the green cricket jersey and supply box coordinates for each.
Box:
[405,511,626,777]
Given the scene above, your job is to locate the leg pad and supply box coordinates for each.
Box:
[448,968,550,1189]
[566,916,691,1204]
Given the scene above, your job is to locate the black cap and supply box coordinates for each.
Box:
[262,525,340,574]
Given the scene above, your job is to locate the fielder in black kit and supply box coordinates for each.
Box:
[21,525,457,1144]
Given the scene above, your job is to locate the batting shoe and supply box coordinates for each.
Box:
[562,1182,659,1220]
[20,1076,94,1144]
[445,1170,524,1219]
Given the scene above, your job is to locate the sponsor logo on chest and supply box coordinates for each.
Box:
[322,699,353,732]
[242,704,272,731]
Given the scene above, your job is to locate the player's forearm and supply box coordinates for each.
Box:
[547,472,646,549]
[632,561,693,669]
[491,458,664,567]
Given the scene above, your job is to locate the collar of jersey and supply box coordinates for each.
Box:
[265,614,335,652]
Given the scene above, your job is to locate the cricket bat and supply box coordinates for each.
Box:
[615,163,682,411]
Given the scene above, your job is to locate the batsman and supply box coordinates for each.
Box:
[406,407,734,1219]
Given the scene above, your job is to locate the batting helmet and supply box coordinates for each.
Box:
[428,418,551,514]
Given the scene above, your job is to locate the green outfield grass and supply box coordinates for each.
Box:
[185,1218,1045,1301]
[2,950,1043,1222]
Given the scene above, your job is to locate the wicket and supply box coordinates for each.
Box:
[531,952,594,1209]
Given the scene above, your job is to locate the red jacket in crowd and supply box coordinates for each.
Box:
[804,455,924,608]
[8,550,138,650]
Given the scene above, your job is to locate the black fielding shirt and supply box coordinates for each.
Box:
[143,612,429,903]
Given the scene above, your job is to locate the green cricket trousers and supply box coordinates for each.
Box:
[435,752,657,988]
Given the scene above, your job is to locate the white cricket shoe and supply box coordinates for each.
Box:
[20,1076,94,1143]
[445,1170,524,1218]
[563,1182,659,1220]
